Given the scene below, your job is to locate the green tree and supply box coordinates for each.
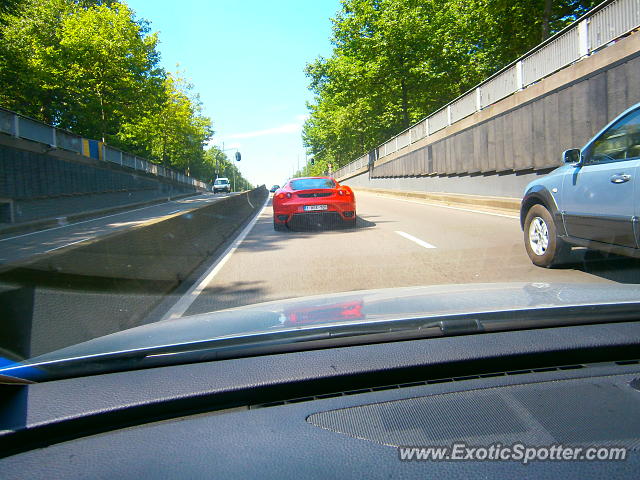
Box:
[53,2,165,143]
[303,0,598,170]
[202,147,253,191]
[118,72,213,174]
[0,0,137,125]
[0,0,73,122]
[0,0,25,20]
[0,0,220,183]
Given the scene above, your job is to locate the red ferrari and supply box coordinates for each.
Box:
[272,177,356,230]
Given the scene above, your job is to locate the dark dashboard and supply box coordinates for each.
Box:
[1,321,640,478]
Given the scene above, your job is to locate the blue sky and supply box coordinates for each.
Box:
[125,0,341,187]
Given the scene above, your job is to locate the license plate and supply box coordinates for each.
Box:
[303,204,328,211]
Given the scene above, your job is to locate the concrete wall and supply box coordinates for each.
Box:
[345,170,551,198]
[0,142,197,224]
[343,31,640,199]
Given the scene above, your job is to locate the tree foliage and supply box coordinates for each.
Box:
[0,0,251,187]
[202,147,253,191]
[303,0,598,172]
[117,73,212,173]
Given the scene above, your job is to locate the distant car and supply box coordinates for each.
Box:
[521,102,640,267]
[270,185,280,193]
[213,177,231,193]
[272,176,356,231]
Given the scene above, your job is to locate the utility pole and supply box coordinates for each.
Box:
[218,144,242,192]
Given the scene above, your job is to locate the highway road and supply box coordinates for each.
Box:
[162,191,640,320]
[0,192,235,267]
[5,188,640,358]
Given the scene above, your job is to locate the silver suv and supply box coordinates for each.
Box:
[213,178,231,194]
[521,103,640,267]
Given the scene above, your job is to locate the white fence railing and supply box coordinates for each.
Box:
[428,108,449,134]
[0,107,210,191]
[333,0,640,181]
[450,90,478,124]
[522,26,581,86]
[590,0,640,50]
[480,65,518,108]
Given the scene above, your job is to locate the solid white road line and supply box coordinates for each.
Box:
[160,196,270,321]
[372,194,519,219]
[395,230,437,249]
[0,193,213,243]
[44,237,90,253]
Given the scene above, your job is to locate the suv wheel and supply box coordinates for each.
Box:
[524,204,570,268]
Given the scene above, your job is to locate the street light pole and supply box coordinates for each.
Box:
[218,145,241,192]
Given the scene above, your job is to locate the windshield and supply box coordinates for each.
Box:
[1,0,640,383]
[290,178,336,190]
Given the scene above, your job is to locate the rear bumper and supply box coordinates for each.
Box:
[273,200,356,224]
[284,211,348,225]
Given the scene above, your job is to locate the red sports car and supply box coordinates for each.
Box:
[272,176,356,230]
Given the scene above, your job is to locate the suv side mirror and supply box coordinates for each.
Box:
[562,148,581,164]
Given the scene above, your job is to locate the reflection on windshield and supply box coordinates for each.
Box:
[284,300,364,325]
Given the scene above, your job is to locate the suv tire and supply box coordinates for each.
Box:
[524,204,571,268]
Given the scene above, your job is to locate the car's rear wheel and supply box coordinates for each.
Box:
[274,219,287,231]
[524,204,570,267]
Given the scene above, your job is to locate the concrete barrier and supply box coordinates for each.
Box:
[0,191,198,237]
[0,186,268,358]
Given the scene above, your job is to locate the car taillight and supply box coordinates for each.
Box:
[287,193,292,198]
[338,189,351,196]
[276,193,285,199]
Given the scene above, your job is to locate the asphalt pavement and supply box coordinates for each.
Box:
[167,191,640,318]
[5,189,640,358]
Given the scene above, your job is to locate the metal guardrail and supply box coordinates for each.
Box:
[590,0,640,49]
[522,26,581,86]
[410,119,427,143]
[427,108,448,134]
[334,0,640,180]
[0,107,210,191]
[480,66,518,108]
[450,91,478,124]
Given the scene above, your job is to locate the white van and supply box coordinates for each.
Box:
[213,177,231,193]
